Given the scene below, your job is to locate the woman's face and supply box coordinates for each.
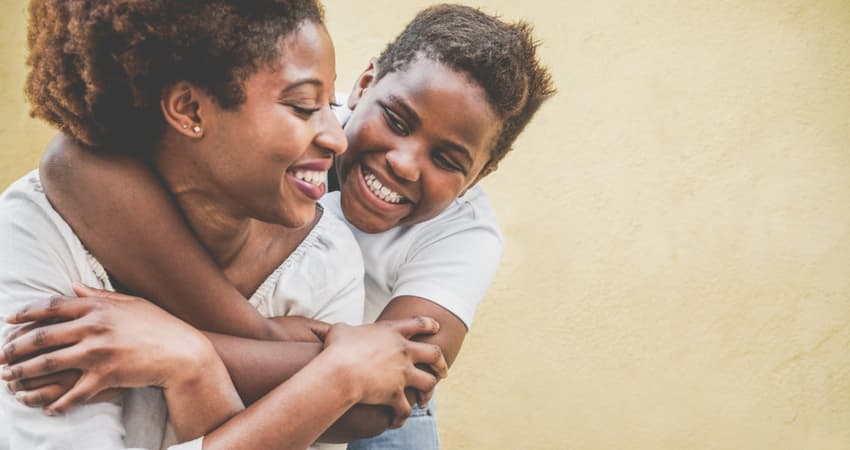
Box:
[336,58,500,233]
[199,21,345,228]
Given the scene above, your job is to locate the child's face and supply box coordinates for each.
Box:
[337,57,500,233]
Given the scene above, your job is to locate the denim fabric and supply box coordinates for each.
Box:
[347,400,439,450]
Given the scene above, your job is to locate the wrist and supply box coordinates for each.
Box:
[164,332,222,388]
[311,349,362,405]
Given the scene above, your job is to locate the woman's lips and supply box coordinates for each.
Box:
[289,172,326,200]
[288,159,332,201]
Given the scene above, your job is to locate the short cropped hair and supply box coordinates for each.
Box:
[25,0,324,155]
[376,4,556,165]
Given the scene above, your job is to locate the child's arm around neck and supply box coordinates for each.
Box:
[39,133,279,340]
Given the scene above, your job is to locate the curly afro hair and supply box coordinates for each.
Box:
[25,0,324,156]
[376,4,555,166]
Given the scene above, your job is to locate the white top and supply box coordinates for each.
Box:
[320,187,503,329]
[326,99,504,328]
[0,171,364,450]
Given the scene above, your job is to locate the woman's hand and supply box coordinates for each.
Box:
[319,317,449,428]
[266,315,330,343]
[1,283,219,415]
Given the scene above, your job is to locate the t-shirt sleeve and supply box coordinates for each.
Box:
[392,219,503,329]
[0,178,153,450]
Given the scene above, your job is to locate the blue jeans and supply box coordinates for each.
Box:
[347,400,439,450]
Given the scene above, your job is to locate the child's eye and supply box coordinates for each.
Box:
[433,152,465,173]
[382,106,410,136]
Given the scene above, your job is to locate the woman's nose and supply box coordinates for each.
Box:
[314,108,347,156]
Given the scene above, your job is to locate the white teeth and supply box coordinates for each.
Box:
[362,167,405,204]
[294,170,327,186]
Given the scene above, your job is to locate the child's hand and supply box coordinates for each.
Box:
[266,316,330,343]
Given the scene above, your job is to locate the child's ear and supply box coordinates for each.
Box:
[160,82,207,138]
[463,160,499,195]
[348,58,378,110]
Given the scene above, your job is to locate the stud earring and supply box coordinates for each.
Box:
[181,124,188,129]
[193,125,201,134]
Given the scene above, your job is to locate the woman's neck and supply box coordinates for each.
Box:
[152,141,253,269]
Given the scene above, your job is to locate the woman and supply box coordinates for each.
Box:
[4,4,555,449]
[0,1,446,449]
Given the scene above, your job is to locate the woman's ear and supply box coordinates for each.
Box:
[160,82,206,138]
[348,58,378,110]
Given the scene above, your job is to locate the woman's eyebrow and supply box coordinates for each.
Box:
[279,78,322,96]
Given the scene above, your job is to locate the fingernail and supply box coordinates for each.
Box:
[43,408,56,416]
[5,382,13,394]
[14,391,26,403]
[1,367,11,381]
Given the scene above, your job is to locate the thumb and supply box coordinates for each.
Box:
[71,282,125,301]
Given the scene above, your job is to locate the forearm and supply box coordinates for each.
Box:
[40,134,274,340]
[163,342,244,441]
[202,350,360,450]
[318,390,419,443]
[205,332,322,404]
[206,333,410,443]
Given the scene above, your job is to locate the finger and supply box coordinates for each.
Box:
[2,320,88,365]
[1,346,88,381]
[6,296,95,325]
[407,342,448,379]
[14,383,70,408]
[72,283,129,302]
[386,316,440,339]
[7,370,80,393]
[386,391,412,430]
[45,373,102,416]
[404,367,438,394]
[311,321,331,341]
[417,388,434,408]
[6,321,42,344]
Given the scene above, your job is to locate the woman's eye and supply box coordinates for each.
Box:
[382,106,409,136]
[291,105,321,118]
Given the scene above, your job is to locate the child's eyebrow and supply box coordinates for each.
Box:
[386,94,421,129]
[386,94,473,165]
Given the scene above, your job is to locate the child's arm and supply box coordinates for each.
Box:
[39,134,285,341]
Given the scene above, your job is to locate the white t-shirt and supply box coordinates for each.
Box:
[320,187,503,329]
[0,171,364,450]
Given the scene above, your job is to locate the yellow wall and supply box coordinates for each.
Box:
[2,1,849,449]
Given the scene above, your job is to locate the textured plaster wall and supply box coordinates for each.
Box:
[2,1,849,449]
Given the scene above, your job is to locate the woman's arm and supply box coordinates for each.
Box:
[1,291,448,449]
[39,134,284,340]
[1,286,244,443]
